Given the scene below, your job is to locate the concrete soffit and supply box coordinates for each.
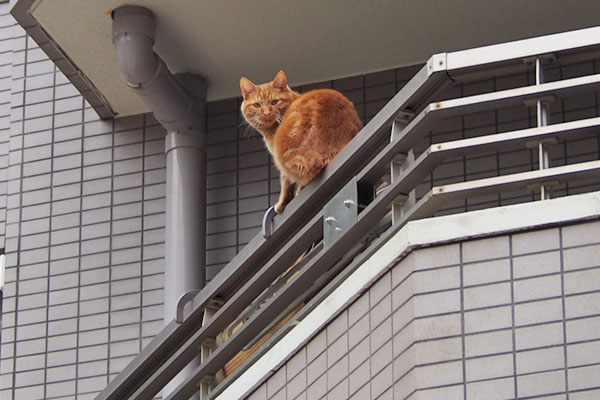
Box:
[11,0,115,119]
[11,0,600,119]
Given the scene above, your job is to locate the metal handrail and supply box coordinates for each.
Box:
[95,26,600,400]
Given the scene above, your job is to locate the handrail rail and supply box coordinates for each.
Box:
[95,54,446,400]
[95,26,600,400]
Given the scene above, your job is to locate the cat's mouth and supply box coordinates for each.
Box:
[259,117,280,127]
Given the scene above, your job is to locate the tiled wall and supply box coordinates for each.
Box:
[0,4,12,251]
[248,219,600,400]
[0,4,168,398]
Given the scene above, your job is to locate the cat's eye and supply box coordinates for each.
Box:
[271,99,279,105]
[253,103,261,108]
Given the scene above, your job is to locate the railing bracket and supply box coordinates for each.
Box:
[523,94,556,107]
[262,206,278,239]
[323,178,358,247]
[175,290,202,323]
[199,374,216,400]
[525,137,559,149]
[523,53,557,67]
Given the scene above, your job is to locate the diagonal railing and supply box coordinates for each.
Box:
[95,26,600,400]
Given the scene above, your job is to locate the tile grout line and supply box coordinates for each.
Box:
[73,91,84,399]
[139,113,146,372]
[559,227,570,398]
[509,234,519,398]
[41,49,57,400]
[460,242,467,399]
[9,29,29,399]
[105,115,115,390]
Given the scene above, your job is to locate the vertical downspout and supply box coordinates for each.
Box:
[112,6,205,399]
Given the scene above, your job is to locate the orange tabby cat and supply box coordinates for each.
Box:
[240,71,362,213]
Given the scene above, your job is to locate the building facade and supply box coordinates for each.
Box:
[1,1,600,399]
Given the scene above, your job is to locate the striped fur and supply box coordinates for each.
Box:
[240,71,362,213]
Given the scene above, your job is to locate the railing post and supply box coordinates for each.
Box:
[532,55,557,199]
[197,299,222,399]
[391,112,415,225]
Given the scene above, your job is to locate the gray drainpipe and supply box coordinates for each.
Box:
[112,6,205,398]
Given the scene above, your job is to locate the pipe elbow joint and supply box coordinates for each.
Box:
[112,6,158,87]
[111,5,205,135]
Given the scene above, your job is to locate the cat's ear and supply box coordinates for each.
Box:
[240,77,256,99]
[273,70,287,90]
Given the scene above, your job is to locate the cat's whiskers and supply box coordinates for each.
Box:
[237,117,257,139]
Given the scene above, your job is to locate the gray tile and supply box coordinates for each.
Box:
[565,292,600,319]
[463,236,510,263]
[516,346,564,375]
[412,243,461,271]
[515,322,564,351]
[464,305,512,334]
[78,328,108,349]
[15,338,45,357]
[306,351,326,386]
[465,329,513,359]
[370,293,392,328]
[110,293,141,311]
[16,322,47,341]
[567,340,600,368]
[248,384,267,400]
[266,367,286,399]
[564,267,600,295]
[46,364,77,383]
[513,251,561,279]
[306,373,326,400]
[54,110,82,128]
[466,377,514,399]
[74,375,106,395]
[287,368,306,400]
[349,312,370,350]
[517,370,565,398]
[48,319,78,337]
[46,349,77,368]
[562,220,600,248]
[109,338,140,358]
[327,333,348,368]
[371,340,393,377]
[569,364,600,392]
[515,274,562,303]
[51,183,81,201]
[414,289,461,318]
[52,169,82,187]
[77,343,108,360]
[563,244,600,271]
[371,362,393,399]
[110,308,141,326]
[286,347,306,381]
[371,317,392,353]
[14,385,45,399]
[464,282,511,310]
[350,379,370,400]
[48,303,78,321]
[415,384,464,400]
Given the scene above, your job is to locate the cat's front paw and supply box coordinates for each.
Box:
[274,201,286,214]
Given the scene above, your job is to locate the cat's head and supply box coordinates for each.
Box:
[239,71,299,133]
